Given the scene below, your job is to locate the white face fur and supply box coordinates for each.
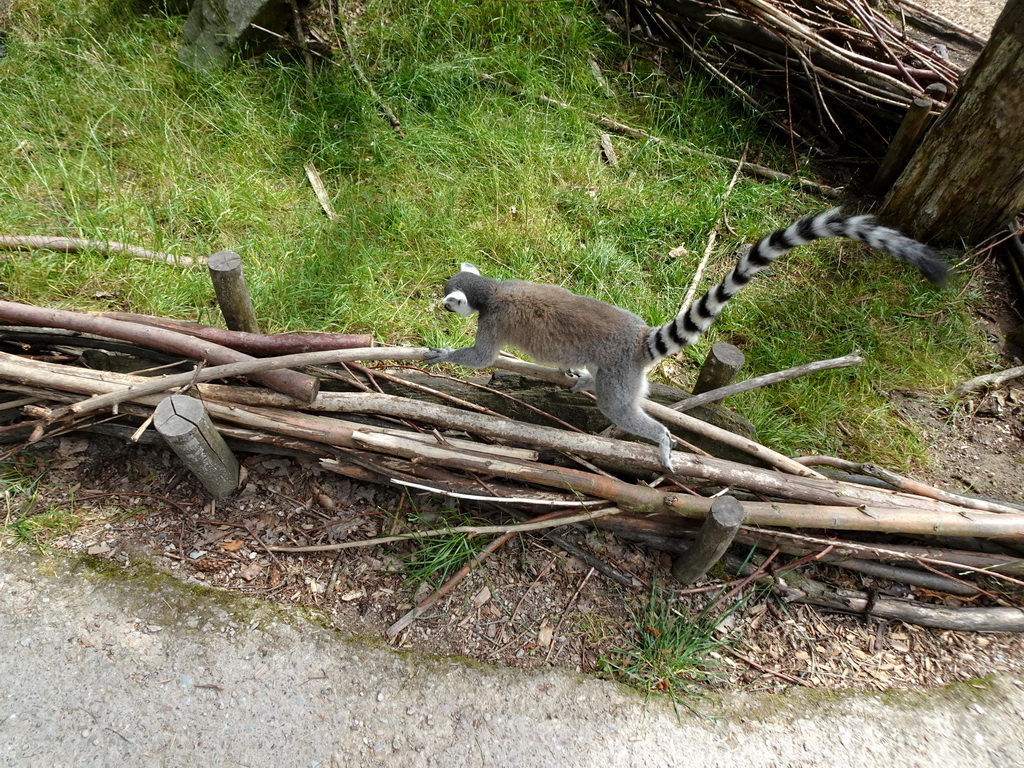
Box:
[442,289,474,315]
[441,262,481,315]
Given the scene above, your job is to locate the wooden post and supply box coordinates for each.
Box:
[1003,228,1024,298]
[870,95,934,193]
[671,495,745,586]
[208,250,260,334]
[155,394,240,499]
[692,342,745,395]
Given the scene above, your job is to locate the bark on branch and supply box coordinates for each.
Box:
[96,312,373,355]
[0,235,194,266]
[0,302,319,402]
[5,350,1024,541]
[728,554,1024,632]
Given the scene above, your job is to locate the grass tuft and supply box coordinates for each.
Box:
[392,509,485,591]
[0,459,78,548]
[598,585,743,703]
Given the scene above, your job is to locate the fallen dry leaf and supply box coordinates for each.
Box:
[239,561,262,581]
[538,623,554,648]
[472,586,491,609]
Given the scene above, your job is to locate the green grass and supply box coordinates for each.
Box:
[0,460,42,541]
[0,458,79,548]
[597,586,741,703]
[393,509,486,591]
[7,507,82,547]
[0,0,993,467]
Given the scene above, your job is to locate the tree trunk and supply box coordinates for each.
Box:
[879,0,1024,244]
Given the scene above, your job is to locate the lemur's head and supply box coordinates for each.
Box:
[441,263,485,316]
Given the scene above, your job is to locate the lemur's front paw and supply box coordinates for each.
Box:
[424,347,453,365]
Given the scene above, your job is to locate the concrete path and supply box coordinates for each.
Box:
[1,547,1022,767]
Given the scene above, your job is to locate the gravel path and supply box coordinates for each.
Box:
[2,547,1023,767]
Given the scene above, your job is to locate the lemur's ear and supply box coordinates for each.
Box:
[459,262,480,275]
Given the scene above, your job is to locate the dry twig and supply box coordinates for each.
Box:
[954,366,1024,398]
[0,235,192,266]
[617,0,969,149]
[303,162,341,222]
[678,145,748,315]
[671,352,864,411]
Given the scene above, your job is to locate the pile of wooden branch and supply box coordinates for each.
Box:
[1,298,1022,634]
[613,0,984,152]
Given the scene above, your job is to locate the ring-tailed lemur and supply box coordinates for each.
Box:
[424,209,947,471]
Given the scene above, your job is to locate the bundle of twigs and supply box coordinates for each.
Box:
[1,301,1022,633]
[613,0,982,152]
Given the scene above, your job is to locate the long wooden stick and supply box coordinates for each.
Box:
[3,301,816,478]
[3,330,818,477]
[671,352,864,412]
[729,554,1024,632]
[478,73,841,197]
[180,393,1024,514]
[600,513,1024,579]
[488,356,823,477]
[954,365,1024,397]
[0,235,194,266]
[344,431,1024,539]
[97,311,373,354]
[795,455,1024,515]
[303,162,341,223]
[647,399,824,478]
[842,0,922,90]
[337,437,1024,540]
[897,0,989,44]
[42,346,426,419]
[5,355,1024,540]
[622,0,964,157]
[385,527,518,638]
[268,503,625,552]
[339,22,404,134]
[0,354,902,507]
[741,0,924,96]
[678,145,748,315]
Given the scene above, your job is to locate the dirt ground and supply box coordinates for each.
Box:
[908,246,1024,504]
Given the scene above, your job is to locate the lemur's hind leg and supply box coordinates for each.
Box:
[593,367,674,471]
[563,368,596,393]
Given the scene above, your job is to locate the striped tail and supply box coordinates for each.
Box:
[645,208,948,361]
